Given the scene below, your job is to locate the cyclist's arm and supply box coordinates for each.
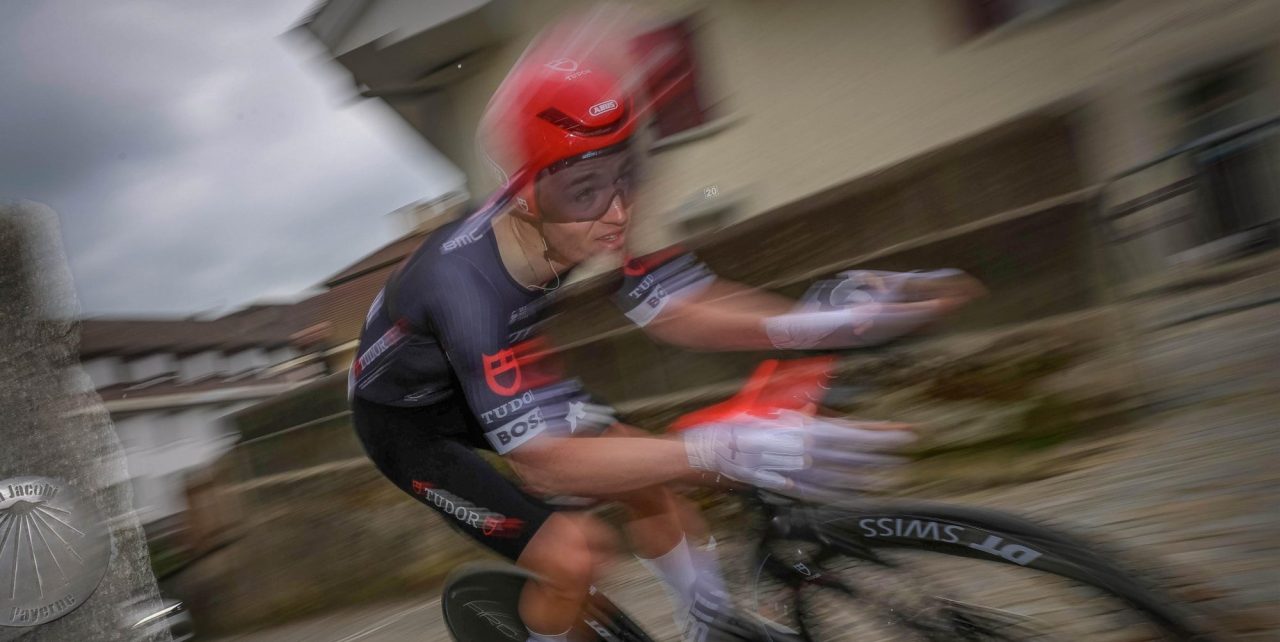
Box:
[643,278,794,351]
[646,278,968,350]
[613,250,793,351]
[506,432,699,496]
[618,252,980,352]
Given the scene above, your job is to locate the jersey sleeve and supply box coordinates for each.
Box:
[420,260,612,455]
[613,246,716,327]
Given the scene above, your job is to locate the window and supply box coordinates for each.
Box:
[960,0,1095,38]
[630,17,715,141]
[1173,58,1278,242]
[116,416,152,454]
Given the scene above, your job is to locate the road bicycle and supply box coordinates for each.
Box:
[443,357,1216,641]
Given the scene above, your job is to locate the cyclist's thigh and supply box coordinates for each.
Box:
[352,397,554,562]
[518,512,618,584]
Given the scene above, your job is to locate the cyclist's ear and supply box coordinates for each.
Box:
[508,202,540,225]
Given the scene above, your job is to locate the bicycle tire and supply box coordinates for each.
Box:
[750,501,1215,641]
[442,561,657,642]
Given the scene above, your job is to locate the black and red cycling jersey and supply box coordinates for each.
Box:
[349,215,714,455]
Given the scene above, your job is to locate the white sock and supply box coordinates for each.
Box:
[526,626,573,642]
[689,535,728,598]
[637,535,700,607]
[636,535,727,609]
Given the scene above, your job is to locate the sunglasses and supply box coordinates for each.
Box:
[535,142,644,223]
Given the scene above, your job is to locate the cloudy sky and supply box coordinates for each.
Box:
[1,0,464,317]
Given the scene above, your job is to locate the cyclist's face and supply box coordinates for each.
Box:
[536,147,640,224]
[538,191,631,265]
[535,148,637,262]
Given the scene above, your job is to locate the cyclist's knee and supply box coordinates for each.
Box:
[614,485,712,549]
[615,485,675,516]
[519,513,616,589]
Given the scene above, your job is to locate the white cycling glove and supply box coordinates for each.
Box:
[763,269,968,350]
[683,420,807,489]
[682,412,915,493]
[762,305,940,350]
[800,269,966,310]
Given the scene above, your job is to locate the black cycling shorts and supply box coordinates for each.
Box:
[351,395,555,562]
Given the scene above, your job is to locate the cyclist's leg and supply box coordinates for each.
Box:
[598,426,724,606]
[516,512,618,637]
[352,397,618,637]
[611,484,708,553]
[352,397,556,559]
[600,425,712,548]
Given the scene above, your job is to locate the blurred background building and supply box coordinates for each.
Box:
[293,0,1280,406]
[74,193,466,535]
[298,0,1279,261]
[78,308,316,533]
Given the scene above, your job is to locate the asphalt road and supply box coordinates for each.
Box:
[207,597,445,642]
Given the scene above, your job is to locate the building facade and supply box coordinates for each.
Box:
[300,0,1280,263]
[294,0,1280,408]
[79,307,320,530]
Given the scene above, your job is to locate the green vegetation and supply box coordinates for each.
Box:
[232,372,349,442]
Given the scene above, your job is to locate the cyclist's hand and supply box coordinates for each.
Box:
[803,269,984,310]
[809,268,987,322]
[766,269,985,350]
[681,412,915,493]
[682,420,807,490]
[786,415,915,500]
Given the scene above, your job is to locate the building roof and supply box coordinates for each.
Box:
[310,267,393,348]
[323,231,426,287]
[79,304,310,359]
[297,224,436,349]
[94,370,303,404]
[322,194,464,287]
[81,222,433,360]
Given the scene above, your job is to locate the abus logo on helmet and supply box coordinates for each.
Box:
[589,99,618,117]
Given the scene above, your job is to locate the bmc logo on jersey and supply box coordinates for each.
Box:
[442,230,482,252]
[483,349,523,396]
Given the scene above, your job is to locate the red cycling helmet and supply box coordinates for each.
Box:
[478,9,652,219]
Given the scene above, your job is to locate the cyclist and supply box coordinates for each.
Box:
[349,12,983,642]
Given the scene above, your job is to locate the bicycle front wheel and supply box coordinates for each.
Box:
[750,502,1213,641]
[442,561,656,642]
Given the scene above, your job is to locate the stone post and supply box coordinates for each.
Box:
[0,201,171,641]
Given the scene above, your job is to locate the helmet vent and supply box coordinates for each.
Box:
[537,108,623,137]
